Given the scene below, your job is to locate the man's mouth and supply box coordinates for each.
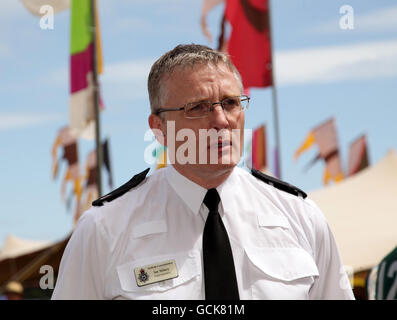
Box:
[209,139,232,150]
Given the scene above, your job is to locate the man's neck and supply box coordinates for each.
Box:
[171,164,235,189]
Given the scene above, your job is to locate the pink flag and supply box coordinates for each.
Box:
[348,134,369,176]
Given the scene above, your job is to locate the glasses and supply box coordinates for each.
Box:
[155,95,250,119]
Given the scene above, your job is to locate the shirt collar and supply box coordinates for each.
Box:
[165,165,207,215]
[216,166,239,214]
[165,165,242,215]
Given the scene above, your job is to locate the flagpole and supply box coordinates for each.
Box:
[91,0,103,197]
[268,0,282,179]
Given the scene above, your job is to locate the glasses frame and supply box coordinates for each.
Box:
[154,95,250,119]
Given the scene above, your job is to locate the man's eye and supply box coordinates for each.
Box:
[189,103,207,111]
[223,98,239,108]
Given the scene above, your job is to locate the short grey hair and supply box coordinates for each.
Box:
[148,44,243,114]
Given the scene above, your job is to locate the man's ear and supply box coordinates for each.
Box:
[148,113,167,146]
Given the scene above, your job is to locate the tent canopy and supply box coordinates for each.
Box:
[0,234,70,287]
[0,235,53,261]
[309,150,397,272]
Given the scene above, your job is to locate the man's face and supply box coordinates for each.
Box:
[152,62,245,179]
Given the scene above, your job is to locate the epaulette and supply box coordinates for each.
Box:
[92,168,150,207]
[251,168,307,199]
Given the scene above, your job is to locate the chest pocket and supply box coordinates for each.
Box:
[116,250,202,300]
[245,246,319,300]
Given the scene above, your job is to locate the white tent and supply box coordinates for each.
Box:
[0,234,69,287]
[309,150,397,272]
[0,235,52,261]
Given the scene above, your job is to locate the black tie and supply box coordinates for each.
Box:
[202,188,239,300]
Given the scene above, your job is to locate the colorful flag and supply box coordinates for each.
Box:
[251,124,267,172]
[347,134,369,176]
[81,139,113,216]
[294,118,344,185]
[153,145,167,169]
[51,126,83,219]
[82,150,98,216]
[69,0,103,137]
[20,0,69,16]
[151,144,167,170]
[222,0,273,90]
[200,0,273,90]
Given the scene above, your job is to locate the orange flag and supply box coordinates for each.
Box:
[81,139,113,219]
[295,118,344,185]
[81,150,98,218]
[51,126,83,219]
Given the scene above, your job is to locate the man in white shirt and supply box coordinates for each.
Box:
[52,44,354,300]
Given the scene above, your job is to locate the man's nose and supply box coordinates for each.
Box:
[208,104,229,129]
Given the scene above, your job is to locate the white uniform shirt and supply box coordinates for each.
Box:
[52,165,355,300]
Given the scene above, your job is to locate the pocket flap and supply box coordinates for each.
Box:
[257,214,290,229]
[245,246,319,282]
[132,220,167,238]
[117,250,200,292]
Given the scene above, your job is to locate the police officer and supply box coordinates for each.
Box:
[52,44,354,300]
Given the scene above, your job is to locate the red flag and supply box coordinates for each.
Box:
[251,124,267,171]
[348,134,369,176]
[224,0,273,89]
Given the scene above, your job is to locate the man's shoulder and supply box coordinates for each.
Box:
[235,167,307,200]
[92,168,151,207]
[235,167,326,248]
[249,168,307,199]
[244,167,324,220]
[237,167,326,223]
[77,168,165,236]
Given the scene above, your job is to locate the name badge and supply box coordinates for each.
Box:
[134,259,178,287]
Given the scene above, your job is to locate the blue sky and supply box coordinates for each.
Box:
[1,0,397,247]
